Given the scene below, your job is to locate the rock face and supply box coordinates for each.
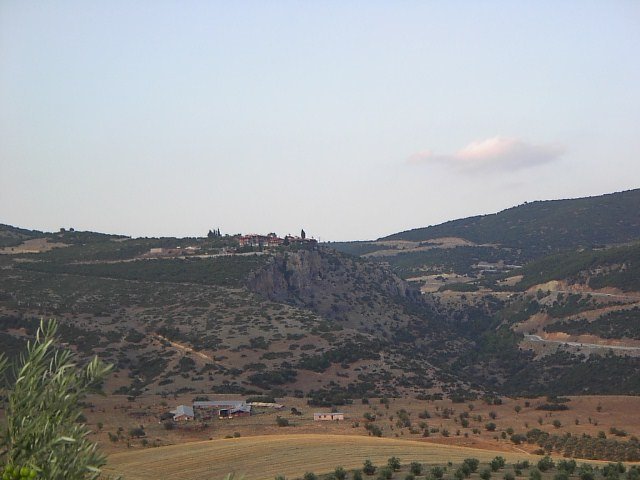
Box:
[246,247,420,328]
[247,249,324,302]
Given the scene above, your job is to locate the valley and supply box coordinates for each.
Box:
[1,189,640,478]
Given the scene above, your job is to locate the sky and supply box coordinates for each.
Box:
[1,1,639,241]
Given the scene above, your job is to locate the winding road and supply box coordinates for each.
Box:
[524,334,640,352]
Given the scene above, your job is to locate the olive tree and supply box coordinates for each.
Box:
[0,320,112,479]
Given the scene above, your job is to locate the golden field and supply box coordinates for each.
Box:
[103,434,532,480]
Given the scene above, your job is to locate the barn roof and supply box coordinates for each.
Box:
[170,405,194,417]
[193,400,251,413]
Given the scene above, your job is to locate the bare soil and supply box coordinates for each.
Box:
[86,393,640,457]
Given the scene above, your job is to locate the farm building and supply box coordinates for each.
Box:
[193,400,251,419]
[170,405,194,421]
[248,402,284,409]
[313,412,345,421]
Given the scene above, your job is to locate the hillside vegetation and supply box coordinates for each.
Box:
[0,223,45,247]
[381,189,640,255]
[330,189,640,279]
[2,188,640,400]
[515,243,640,292]
[0,230,448,399]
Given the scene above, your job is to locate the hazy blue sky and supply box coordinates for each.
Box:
[1,1,639,241]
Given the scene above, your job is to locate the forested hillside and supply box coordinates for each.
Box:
[381,189,640,255]
[514,243,640,291]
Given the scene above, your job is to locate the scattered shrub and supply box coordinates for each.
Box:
[431,466,445,479]
[334,466,347,480]
[276,416,290,427]
[387,457,401,471]
[537,457,555,472]
[363,460,376,476]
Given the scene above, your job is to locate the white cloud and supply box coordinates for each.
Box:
[408,136,565,172]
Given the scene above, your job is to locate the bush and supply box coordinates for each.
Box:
[581,472,595,480]
[504,473,515,480]
[610,427,628,437]
[480,469,492,480]
[387,457,401,471]
[557,460,577,474]
[537,457,555,472]
[303,473,317,480]
[536,404,569,411]
[129,426,146,438]
[578,465,594,480]
[246,395,277,403]
[626,467,640,480]
[334,466,347,480]
[410,462,422,475]
[490,457,506,472]
[604,463,626,477]
[460,463,472,477]
[178,356,196,372]
[163,420,175,430]
[463,458,480,473]
[378,467,393,480]
[364,423,383,437]
[530,469,542,480]
[627,467,640,480]
[486,422,497,431]
[363,460,376,475]
[276,416,290,427]
[432,466,445,479]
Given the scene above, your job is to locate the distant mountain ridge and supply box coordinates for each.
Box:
[381,189,640,256]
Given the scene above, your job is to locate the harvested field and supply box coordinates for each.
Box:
[104,434,531,480]
[0,238,68,254]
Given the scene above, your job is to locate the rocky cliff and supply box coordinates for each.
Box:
[246,247,422,330]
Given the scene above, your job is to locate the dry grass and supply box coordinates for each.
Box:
[0,238,68,254]
[87,394,640,457]
[103,434,532,480]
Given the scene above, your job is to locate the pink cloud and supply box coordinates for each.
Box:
[408,136,565,172]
